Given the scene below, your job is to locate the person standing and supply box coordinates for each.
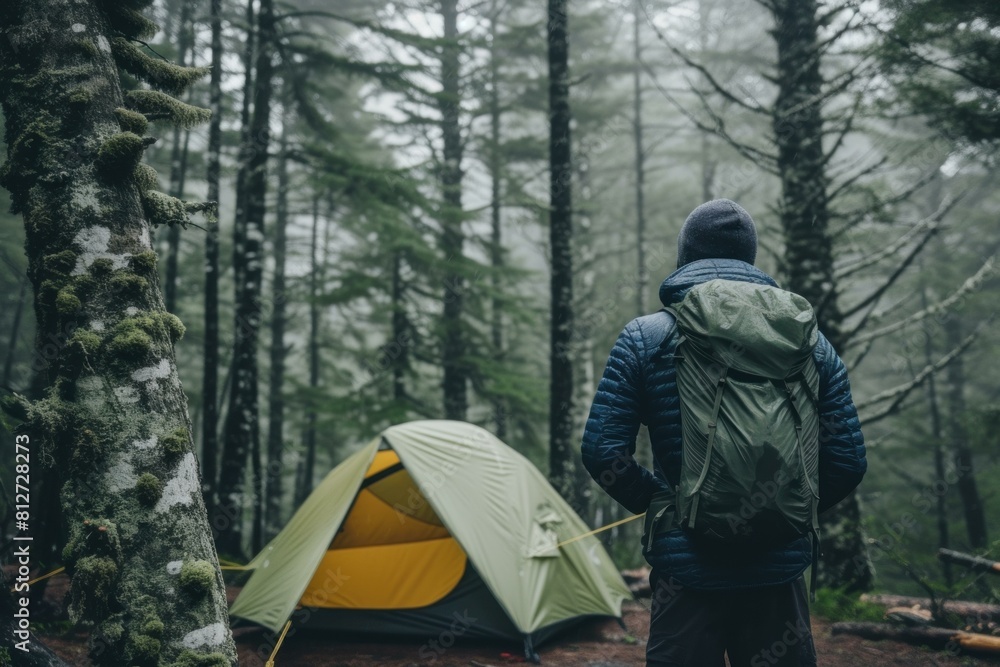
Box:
[581,199,866,666]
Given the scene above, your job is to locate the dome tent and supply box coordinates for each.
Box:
[228,420,632,658]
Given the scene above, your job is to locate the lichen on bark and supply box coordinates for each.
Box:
[0,2,236,665]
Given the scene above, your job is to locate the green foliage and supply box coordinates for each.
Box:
[132,163,158,191]
[168,651,231,667]
[129,250,157,273]
[55,287,81,314]
[114,107,149,136]
[89,257,115,277]
[108,271,148,299]
[125,90,211,128]
[103,4,159,41]
[70,556,119,621]
[126,633,160,666]
[107,328,153,361]
[110,37,208,95]
[134,472,162,506]
[161,428,188,460]
[140,190,188,228]
[44,250,78,275]
[878,0,1000,147]
[97,132,152,181]
[811,586,885,623]
[178,560,215,598]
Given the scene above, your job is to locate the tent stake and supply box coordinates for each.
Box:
[265,619,292,667]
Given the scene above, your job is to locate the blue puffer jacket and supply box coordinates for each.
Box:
[581,259,867,590]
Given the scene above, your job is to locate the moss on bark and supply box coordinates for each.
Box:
[0,1,236,664]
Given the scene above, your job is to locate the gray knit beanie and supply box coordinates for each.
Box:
[676,199,758,268]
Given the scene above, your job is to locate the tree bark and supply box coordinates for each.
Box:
[0,1,237,663]
[218,0,275,559]
[3,277,28,388]
[771,0,872,591]
[920,272,952,585]
[163,0,195,315]
[297,195,322,506]
[390,250,408,405]
[944,316,987,549]
[632,0,647,317]
[264,110,290,540]
[547,0,579,508]
[439,0,467,421]
[488,3,506,439]
[201,0,224,520]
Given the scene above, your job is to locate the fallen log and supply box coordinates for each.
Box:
[861,594,1000,623]
[939,548,1000,575]
[831,622,1000,655]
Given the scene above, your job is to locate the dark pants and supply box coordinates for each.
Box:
[646,572,817,667]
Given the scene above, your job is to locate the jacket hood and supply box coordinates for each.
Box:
[659,258,778,307]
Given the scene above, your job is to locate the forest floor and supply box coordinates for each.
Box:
[28,575,1000,666]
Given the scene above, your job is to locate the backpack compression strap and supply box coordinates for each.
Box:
[686,366,729,531]
[783,375,821,603]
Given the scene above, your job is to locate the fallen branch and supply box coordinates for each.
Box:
[862,594,1000,623]
[939,548,1000,575]
[831,622,1000,654]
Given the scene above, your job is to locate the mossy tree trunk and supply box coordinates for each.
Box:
[218,0,275,559]
[771,0,872,592]
[0,1,236,665]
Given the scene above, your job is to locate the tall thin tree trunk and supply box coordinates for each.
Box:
[945,316,987,549]
[920,281,952,586]
[0,1,237,662]
[218,0,275,558]
[298,195,321,505]
[265,110,290,540]
[698,0,716,202]
[547,0,579,509]
[391,250,408,404]
[771,0,871,591]
[439,0,467,421]
[2,277,27,388]
[201,0,223,519]
[632,0,647,316]
[488,3,506,439]
[164,0,195,314]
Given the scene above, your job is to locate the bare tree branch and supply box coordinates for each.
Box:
[639,4,769,116]
[848,254,997,349]
[858,324,983,425]
[640,59,779,172]
[840,222,940,320]
[835,198,958,280]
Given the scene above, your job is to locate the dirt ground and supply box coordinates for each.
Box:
[29,575,1000,666]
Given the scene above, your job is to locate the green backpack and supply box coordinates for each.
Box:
[645,279,821,553]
